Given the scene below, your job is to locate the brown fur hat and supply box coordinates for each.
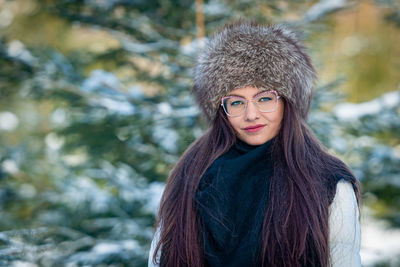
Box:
[192,21,316,122]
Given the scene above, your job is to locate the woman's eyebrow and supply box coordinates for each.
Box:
[226,93,245,98]
[227,91,267,98]
[254,90,270,98]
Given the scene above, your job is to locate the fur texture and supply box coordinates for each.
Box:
[192,21,316,122]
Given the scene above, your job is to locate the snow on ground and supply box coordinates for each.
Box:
[361,207,400,266]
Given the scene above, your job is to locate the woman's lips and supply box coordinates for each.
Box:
[243,124,265,133]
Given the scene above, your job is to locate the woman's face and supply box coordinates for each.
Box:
[225,86,284,146]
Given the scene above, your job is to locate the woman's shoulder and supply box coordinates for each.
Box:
[330,180,358,209]
[324,165,358,204]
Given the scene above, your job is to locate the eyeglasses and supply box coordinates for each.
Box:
[221,90,281,117]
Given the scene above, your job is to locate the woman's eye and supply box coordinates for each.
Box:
[230,100,244,106]
[259,97,272,102]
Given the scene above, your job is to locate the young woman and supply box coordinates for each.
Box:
[149,21,361,267]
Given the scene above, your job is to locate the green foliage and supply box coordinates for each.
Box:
[336,98,400,227]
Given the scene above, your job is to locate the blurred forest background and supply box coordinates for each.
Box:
[0,0,399,266]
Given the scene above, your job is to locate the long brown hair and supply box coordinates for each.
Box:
[152,99,360,267]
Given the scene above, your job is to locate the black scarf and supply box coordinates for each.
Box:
[195,138,274,267]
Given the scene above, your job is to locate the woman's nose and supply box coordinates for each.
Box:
[244,101,259,121]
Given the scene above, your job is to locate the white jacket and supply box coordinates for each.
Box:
[148,180,361,267]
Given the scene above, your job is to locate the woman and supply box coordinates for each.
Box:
[149,21,361,267]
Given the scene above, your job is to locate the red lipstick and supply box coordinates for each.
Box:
[243,124,265,133]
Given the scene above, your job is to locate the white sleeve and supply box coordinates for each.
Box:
[329,180,361,267]
[148,226,161,267]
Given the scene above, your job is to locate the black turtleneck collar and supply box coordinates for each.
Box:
[195,138,274,267]
[234,137,273,153]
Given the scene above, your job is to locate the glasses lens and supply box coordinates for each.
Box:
[255,91,278,112]
[223,97,245,116]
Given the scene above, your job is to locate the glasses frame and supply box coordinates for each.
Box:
[220,90,281,117]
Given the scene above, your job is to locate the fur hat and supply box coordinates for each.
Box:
[192,21,316,122]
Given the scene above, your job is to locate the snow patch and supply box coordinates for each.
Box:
[334,90,400,121]
[0,111,19,131]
